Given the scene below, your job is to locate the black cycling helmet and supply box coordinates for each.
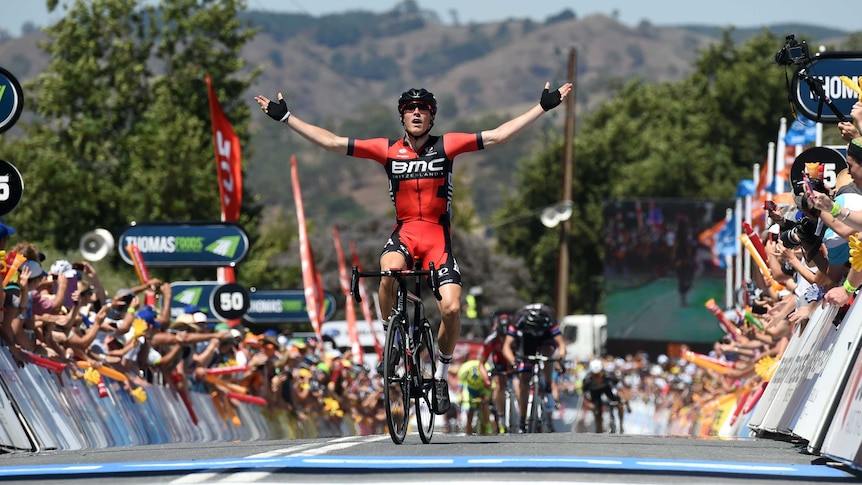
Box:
[521,306,553,337]
[398,88,437,115]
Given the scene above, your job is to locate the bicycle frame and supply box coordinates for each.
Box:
[522,353,554,433]
[350,263,442,444]
[593,396,619,434]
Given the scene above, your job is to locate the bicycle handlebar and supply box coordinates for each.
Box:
[350,264,442,303]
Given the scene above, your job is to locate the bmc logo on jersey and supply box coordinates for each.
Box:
[391,157,445,176]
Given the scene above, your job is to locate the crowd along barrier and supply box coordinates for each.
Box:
[0,346,359,453]
[3,314,862,471]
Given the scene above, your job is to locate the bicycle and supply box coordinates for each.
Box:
[350,262,442,444]
[521,353,558,433]
[592,395,620,434]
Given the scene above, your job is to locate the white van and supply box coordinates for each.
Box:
[321,319,386,369]
[559,314,607,362]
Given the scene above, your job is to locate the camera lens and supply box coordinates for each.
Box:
[779,226,802,248]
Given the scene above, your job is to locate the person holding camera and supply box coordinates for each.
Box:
[810,136,862,306]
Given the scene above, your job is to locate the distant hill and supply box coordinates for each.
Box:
[0,7,852,226]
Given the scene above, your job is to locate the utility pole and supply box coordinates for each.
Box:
[555,46,576,320]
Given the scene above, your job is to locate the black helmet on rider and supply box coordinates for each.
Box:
[493,312,512,337]
[521,307,552,337]
[398,88,437,115]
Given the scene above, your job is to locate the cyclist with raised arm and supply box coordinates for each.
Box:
[256,81,572,415]
[501,303,566,433]
[480,311,514,433]
[582,359,621,433]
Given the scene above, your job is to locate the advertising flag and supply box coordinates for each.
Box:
[291,155,324,340]
[332,227,363,364]
[206,75,242,223]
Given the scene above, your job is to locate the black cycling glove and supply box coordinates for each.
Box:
[540,86,563,111]
[266,97,291,122]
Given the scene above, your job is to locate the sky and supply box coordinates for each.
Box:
[0,0,857,36]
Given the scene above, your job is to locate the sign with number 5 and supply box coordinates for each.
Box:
[0,159,23,216]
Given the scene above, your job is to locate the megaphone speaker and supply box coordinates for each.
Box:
[80,228,115,261]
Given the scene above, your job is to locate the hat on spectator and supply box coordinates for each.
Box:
[183,304,200,314]
[243,332,261,347]
[49,259,74,276]
[136,307,159,327]
[170,313,201,331]
[0,221,16,239]
[214,322,230,332]
[21,260,47,279]
[193,312,208,324]
[277,335,290,348]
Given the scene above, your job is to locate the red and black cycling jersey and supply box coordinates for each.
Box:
[481,330,511,369]
[347,133,483,226]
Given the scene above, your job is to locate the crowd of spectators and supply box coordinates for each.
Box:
[0,231,391,435]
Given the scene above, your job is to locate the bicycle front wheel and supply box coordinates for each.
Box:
[383,314,410,444]
[414,320,436,443]
[528,377,542,433]
[506,387,519,434]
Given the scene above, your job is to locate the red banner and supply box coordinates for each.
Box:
[126,244,150,284]
[291,155,325,341]
[350,241,383,361]
[332,227,363,363]
[206,75,242,223]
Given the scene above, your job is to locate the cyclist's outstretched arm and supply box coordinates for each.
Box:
[254,92,349,154]
[480,82,572,147]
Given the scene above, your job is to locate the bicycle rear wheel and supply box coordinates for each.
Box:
[414,320,436,444]
[383,315,410,444]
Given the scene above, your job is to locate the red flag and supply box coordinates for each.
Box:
[291,155,325,341]
[332,227,363,364]
[207,76,243,326]
[351,241,383,361]
[206,75,242,223]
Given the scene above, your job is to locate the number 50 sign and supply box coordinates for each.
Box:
[0,160,23,216]
[210,282,250,321]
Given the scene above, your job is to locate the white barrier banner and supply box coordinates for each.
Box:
[821,347,862,468]
[794,297,862,453]
[748,311,811,431]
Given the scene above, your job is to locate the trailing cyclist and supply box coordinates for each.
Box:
[456,359,494,435]
[501,303,566,433]
[256,81,571,417]
[582,359,623,433]
[481,311,515,433]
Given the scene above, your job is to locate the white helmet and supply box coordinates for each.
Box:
[589,359,603,374]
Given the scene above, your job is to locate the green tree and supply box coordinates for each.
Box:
[494,30,791,312]
[1,0,267,283]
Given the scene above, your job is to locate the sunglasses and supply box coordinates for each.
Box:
[402,102,431,113]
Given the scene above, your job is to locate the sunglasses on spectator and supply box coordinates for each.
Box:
[402,102,431,112]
